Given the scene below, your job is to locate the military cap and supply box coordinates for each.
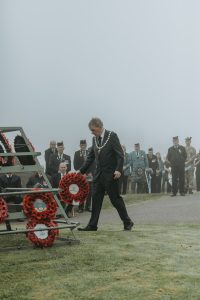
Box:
[148,148,153,151]
[80,140,87,145]
[134,143,140,146]
[57,141,64,146]
[173,136,179,140]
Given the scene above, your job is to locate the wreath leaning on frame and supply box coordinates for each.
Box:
[26,219,59,248]
[59,172,89,204]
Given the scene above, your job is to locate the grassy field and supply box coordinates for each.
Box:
[1,222,200,300]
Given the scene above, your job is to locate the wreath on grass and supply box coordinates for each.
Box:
[0,197,8,223]
[26,219,59,247]
[0,133,15,166]
[59,172,89,204]
[23,191,57,220]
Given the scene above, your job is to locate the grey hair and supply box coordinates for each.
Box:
[88,118,103,129]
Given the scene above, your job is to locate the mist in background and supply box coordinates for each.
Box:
[1,0,200,166]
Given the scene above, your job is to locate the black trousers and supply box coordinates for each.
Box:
[79,181,92,210]
[119,174,128,195]
[171,165,185,195]
[88,176,132,228]
[151,175,157,193]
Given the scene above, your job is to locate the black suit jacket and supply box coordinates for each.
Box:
[73,149,96,175]
[167,145,187,167]
[80,130,124,181]
[45,148,58,175]
[0,174,22,203]
[49,153,71,176]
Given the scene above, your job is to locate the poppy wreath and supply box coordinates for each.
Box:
[0,197,8,223]
[59,172,89,204]
[23,191,57,220]
[26,219,59,247]
[0,132,15,166]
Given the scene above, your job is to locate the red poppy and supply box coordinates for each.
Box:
[26,219,59,247]
[0,197,8,223]
[23,190,57,220]
[59,173,89,204]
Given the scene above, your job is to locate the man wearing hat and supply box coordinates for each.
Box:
[185,137,196,194]
[73,140,95,212]
[147,148,159,193]
[48,142,71,176]
[129,143,149,193]
[167,136,187,196]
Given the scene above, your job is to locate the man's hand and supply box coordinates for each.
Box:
[114,171,121,179]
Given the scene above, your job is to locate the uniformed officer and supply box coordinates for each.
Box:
[167,136,187,196]
[129,143,149,193]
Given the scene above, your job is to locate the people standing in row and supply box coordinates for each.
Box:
[167,136,187,197]
[184,137,196,194]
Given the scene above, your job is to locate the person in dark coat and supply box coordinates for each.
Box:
[45,140,57,176]
[167,136,187,196]
[73,140,95,212]
[0,173,22,212]
[26,171,49,188]
[48,141,71,176]
[78,117,134,231]
[147,148,159,193]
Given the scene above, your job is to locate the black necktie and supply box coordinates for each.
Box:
[98,136,102,147]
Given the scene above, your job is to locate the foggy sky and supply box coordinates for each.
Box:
[1,0,200,166]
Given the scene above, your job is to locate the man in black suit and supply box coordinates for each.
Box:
[0,173,22,212]
[48,141,71,176]
[45,140,57,176]
[167,136,187,196]
[73,139,94,212]
[78,118,134,231]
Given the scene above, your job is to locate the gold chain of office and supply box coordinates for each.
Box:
[94,131,112,153]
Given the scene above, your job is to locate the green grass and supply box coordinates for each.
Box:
[1,223,200,300]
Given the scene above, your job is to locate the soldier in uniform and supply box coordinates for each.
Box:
[129,143,149,193]
[48,141,71,176]
[167,136,187,197]
[147,148,159,193]
[184,137,196,194]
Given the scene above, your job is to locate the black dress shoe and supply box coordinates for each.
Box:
[78,208,84,213]
[124,221,134,231]
[170,194,176,197]
[78,226,97,231]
